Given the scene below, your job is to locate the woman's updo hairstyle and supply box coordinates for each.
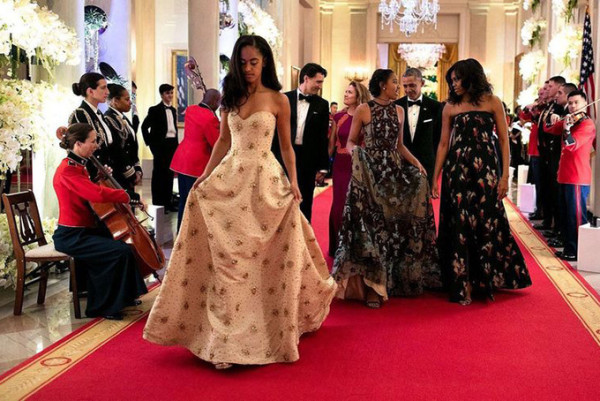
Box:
[58,123,94,150]
[108,83,127,101]
[72,72,105,97]
[368,69,394,97]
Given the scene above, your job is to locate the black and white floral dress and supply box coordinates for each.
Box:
[438,111,532,302]
[332,101,441,300]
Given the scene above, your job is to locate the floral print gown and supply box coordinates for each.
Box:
[332,101,441,300]
[438,111,532,302]
[143,111,337,365]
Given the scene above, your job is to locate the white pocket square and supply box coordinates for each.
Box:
[423,118,433,123]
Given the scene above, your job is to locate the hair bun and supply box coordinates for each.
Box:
[72,83,81,96]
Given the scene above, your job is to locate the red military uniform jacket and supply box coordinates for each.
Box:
[170,104,220,178]
[519,109,539,157]
[546,117,596,185]
[54,152,130,227]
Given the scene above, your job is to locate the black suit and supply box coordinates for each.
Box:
[68,101,114,180]
[272,90,329,222]
[395,95,442,183]
[104,107,141,190]
[141,102,179,206]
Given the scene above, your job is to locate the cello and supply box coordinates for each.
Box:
[88,155,165,278]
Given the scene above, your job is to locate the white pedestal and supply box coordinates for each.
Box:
[577,222,600,273]
[147,205,173,245]
[517,165,529,186]
[518,183,536,214]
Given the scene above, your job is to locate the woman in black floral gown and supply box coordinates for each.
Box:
[432,59,532,305]
[332,69,442,308]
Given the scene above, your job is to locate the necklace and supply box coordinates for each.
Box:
[373,97,392,106]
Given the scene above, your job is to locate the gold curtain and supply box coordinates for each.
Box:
[388,44,407,97]
[437,43,458,102]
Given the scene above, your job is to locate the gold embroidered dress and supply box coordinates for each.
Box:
[143,111,337,365]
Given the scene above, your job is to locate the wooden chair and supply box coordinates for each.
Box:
[2,190,81,318]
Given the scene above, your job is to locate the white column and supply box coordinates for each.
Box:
[33,0,85,219]
[188,0,219,102]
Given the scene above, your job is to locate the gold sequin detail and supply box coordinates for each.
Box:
[207,210,214,216]
[228,191,235,197]
[271,176,279,183]
[198,324,203,332]
[251,251,258,258]
[283,244,290,252]
[219,287,226,295]
[304,300,310,305]
[272,309,280,317]
[261,224,268,231]
[222,335,228,343]
[279,330,284,338]
[201,301,207,308]
[268,287,275,295]
[277,201,283,207]
[200,285,207,293]
[218,252,225,258]
[242,349,250,356]
[241,205,249,211]
[210,352,215,359]
[276,226,283,233]
[188,201,195,207]
[251,287,257,295]
[258,165,264,172]
[209,304,216,311]
[281,282,287,290]
[225,220,233,229]
[262,152,268,159]
[181,279,188,287]
[190,229,198,236]
[264,130,270,137]
[208,233,214,239]
[258,195,264,202]
[160,317,168,323]
[183,302,189,310]
[262,259,270,266]
[286,261,294,268]
[283,354,290,362]
[238,166,245,173]
[242,272,249,279]
[207,263,214,271]
[216,173,223,179]
[248,143,255,149]
[235,303,241,312]
[212,285,217,293]
[179,323,186,330]
[279,263,285,270]
[176,242,182,250]
[224,319,231,326]
[235,240,243,246]
[266,351,272,358]
[291,222,297,228]
[283,308,289,317]
[251,325,257,333]
[300,285,307,290]
[185,258,192,265]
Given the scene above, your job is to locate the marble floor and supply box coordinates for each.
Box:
[1,179,599,375]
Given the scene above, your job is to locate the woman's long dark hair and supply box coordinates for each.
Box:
[221,35,282,112]
[368,69,394,97]
[72,72,105,97]
[445,59,493,105]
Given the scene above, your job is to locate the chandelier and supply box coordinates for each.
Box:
[344,67,370,82]
[398,43,446,69]
[379,0,440,36]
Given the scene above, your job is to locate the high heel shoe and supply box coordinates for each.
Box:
[214,362,233,370]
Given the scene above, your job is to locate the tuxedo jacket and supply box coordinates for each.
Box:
[68,101,113,179]
[104,108,141,186]
[272,91,330,174]
[538,102,566,158]
[394,95,442,179]
[141,102,178,148]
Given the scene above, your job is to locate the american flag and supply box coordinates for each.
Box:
[579,7,596,120]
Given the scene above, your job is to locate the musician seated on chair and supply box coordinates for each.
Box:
[53,123,148,320]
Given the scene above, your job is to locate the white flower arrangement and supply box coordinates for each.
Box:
[519,50,546,83]
[521,17,547,47]
[0,0,80,70]
[0,213,57,289]
[517,84,540,107]
[0,79,78,178]
[522,0,541,12]
[238,0,283,78]
[548,24,583,66]
[552,0,578,22]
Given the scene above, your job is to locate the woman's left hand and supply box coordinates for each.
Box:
[414,161,427,176]
[498,177,509,200]
[291,182,302,202]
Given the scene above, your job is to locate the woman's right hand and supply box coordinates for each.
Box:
[192,175,207,190]
[431,182,440,199]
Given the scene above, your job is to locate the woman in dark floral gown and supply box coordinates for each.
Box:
[332,69,442,308]
[431,59,532,305]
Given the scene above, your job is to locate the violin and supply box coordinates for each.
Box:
[88,156,165,278]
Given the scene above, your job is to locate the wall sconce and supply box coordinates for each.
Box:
[344,67,370,82]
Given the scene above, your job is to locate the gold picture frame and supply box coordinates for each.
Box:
[171,49,188,128]
[291,66,301,91]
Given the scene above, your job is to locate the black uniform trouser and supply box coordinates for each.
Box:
[150,138,178,206]
[540,144,561,229]
[53,225,147,317]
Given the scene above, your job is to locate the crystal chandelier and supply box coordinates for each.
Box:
[398,43,446,69]
[379,0,440,36]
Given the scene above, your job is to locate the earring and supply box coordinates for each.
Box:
[383,87,386,90]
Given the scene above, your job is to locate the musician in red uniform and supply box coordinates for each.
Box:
[544,90,596,261]
[53,123,148,320]
[170,89,221,231]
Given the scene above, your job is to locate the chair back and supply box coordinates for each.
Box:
[1,190,48,261]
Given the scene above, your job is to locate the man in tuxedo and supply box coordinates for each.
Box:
[141,84,179,210]
[395,68,442,184]
[272,63,329,222]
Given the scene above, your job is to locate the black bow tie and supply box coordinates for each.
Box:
[408,100,422,107]
[299,93,314,102]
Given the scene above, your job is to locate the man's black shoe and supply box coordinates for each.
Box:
[529,212,543,220]
[548,239,563,247]
[554,251,563,258]
[560,254,577,262]
[533,223,551,230]
[103,312,123,320]
[543,230,558,238]
[126,299,142,307]
[167,204,179,212]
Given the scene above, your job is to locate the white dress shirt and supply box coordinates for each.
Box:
[407,94,423,142]
[164,102,177,138]
[295,89,311,145]
[84,100,113,144]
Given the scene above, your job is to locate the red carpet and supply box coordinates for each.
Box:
[2,188,600,400]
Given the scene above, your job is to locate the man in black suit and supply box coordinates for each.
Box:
[141,84,179,210]
[272,63,329,222]
[395,68,443,184]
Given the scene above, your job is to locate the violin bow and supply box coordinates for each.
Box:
[184,57,207,93]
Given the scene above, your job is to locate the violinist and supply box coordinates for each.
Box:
[53,124,148,320]
[544,90,596,261]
